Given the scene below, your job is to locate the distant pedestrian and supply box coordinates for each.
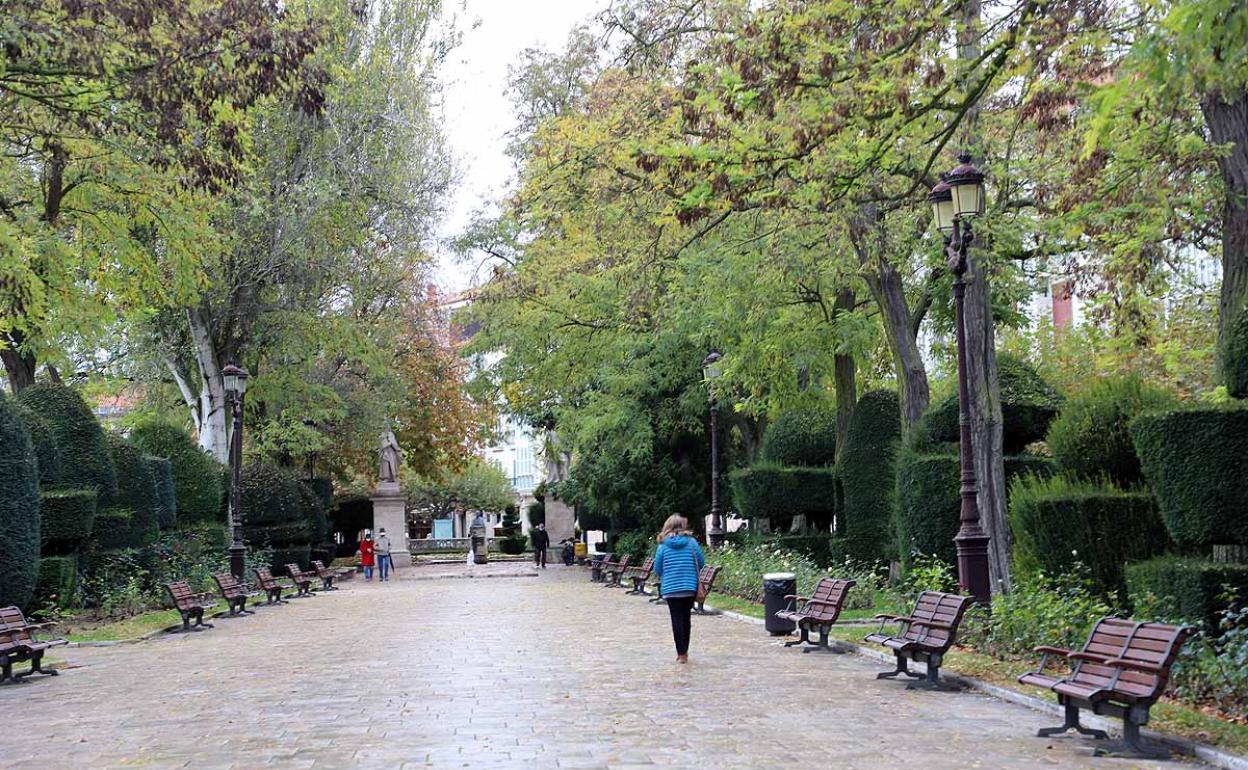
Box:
[652,515,705,664]
[376,528,393,582]
[530,523,550,568]
[360,531,376,581]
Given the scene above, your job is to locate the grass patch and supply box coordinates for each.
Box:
[706,594,1248,754]
[62,608,183,642]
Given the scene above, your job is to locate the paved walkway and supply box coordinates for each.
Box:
[1,565,1200,769]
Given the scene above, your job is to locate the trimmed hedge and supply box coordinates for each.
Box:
[297,480,328,544]
[16,383,117,504]
[39,489,98,555]
[0,392,41,609]
[106,433,159,548]
[918,355,1063,453]
[1126,557,1248,633]
[34,555,77,607]
[837,390,901,561]
[128,419,224,525]
[241,465,323,557]
[93,507,134,551]
[306,477,333,513]
[527,500,546,527]
[895,450,1055,569]
[328,494,373,537]
[244,520,320,545]
[146,456,177,529]
[1046,375,1176,485]
[1009,474,1170,597]
[15,404,62,487]
[1131,406,1248,549]
[729,465,837,531]
[270,544,312,572]
[760,406,837,466]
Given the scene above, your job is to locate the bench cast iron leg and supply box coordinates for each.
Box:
[1037,701,1108,740]
[905,655,962,691]
[785,626,811,648]
[1091,714,1170,759]
[802,625,847,654]
[877,654,924,680]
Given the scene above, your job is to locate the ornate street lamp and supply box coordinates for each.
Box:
[222,363,249,580]
[927,152,991,605]
[702,351,725,548]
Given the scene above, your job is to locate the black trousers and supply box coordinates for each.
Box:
[666,595,695,655]
[534,547,546,567]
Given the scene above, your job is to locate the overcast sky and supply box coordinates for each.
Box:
[433,0,605,293]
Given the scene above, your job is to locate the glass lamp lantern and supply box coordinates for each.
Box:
[222,363,248,399]
[701,351,723,381]
[946,152,986,218]
[927,177,955,235]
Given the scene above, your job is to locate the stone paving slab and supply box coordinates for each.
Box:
[0,567,1204,769]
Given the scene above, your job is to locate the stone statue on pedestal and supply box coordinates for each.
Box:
[372,425,410,567]
[379,428,402,485]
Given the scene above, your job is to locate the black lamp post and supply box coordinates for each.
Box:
[222,363,249,580]
[702,351,725,548]
[927,153,991,605]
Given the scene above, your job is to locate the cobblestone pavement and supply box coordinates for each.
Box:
[0,566,1200,769]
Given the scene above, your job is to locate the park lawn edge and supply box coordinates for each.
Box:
[63,608,184,643]
[705,592,1248,756]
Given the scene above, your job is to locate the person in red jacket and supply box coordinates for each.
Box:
[359,531,376,581]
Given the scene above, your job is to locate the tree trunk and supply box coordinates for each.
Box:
[188,306,229,462]
[1,338,37,392]
[832,287,858,459]
[1203,89,1248,398]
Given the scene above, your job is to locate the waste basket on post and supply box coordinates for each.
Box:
[763,572,797,636]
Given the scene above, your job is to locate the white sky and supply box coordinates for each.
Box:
[433,0,606,293]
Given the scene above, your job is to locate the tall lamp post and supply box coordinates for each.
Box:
[223,363,249,580]
[927,153,991,605]
[702,351,725,548]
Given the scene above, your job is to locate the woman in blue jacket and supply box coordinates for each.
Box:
[652,515,706,663]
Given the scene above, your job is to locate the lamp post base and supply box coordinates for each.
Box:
[229,544,246,581]
[707,526,725,549]
[954,532,992,606]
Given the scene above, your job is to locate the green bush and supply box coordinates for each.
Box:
[240,464,305,526]
[894,450,1055,569]
[1009,474,1169,597]
[1046,375,1176,485]
[128,419,224,525]
[270,544,312,572]
[15,404,62,487]
[297,479,328,544]
[146,456,177,529]
[1126,556,1248,633]
[498,535,528,555]
[33,554,77,608]
[93,507,134,551]
[729,464,838,532]
[961,567,1114,659]
[527,500,546,527]
[760,406,837,466]
[837,390,901,561]
[16,383,117,504]
[707,537,886,610]
[244,520,320,545]
[0,392,42,609]
[306,477,333,512]
[917,355,1063,453]
[39,489,98,555]
[1131,406,1248,549]
[105,433,159,548]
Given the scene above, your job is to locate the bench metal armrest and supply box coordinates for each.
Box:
[1104,657,1165,674]
[784,594,806,601]
[872,613,903,622]
[1033,645,1072,657]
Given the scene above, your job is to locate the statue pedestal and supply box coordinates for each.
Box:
[372,487,411,568]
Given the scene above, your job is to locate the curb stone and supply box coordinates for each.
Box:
[709,604,1248,770]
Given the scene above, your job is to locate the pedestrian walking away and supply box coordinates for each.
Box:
[652,514,705,664]
[359,531,376,581]
[530,523,550,568]
[376,528,393,582]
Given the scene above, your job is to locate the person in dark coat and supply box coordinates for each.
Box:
[530,523,550,568]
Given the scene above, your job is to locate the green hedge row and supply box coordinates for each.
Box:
[729,465,837,531]
[1046,375,1176,485]
[129,419,224,525]
[837,390,901,561]
[1010,474,1170,598]
[16,404,63,487]
[270,544,312,572]
[33,555,77,607]
[106,433,159,549]
[39,489,98,555]
[760,406,837,467]
[1131,406,1248,549]
[147,455,177,529]
[16,383,117,505]
[1126,556,1248,634]
[895,450,1055,569]
[0,392,41,609]
[93,508,134,551]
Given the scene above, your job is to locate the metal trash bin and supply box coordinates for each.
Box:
[763,572,797,636]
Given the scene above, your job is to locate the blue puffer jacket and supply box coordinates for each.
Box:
[653,534,705,597]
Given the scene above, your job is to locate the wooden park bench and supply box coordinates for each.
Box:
[1018,617,1195,757]
[590,553,614,583]
[777,577,856,652]
[0,606,67,683]
[693,565,722,615]
[625,557,654,596]
[865,591,971,690]
[254,568,289,605]
[164,581,217,632]
[212,572,259,616]
[311,560,344,591]
[314,559,354,582]
[601,554,632,588]
[286,563,318,598]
